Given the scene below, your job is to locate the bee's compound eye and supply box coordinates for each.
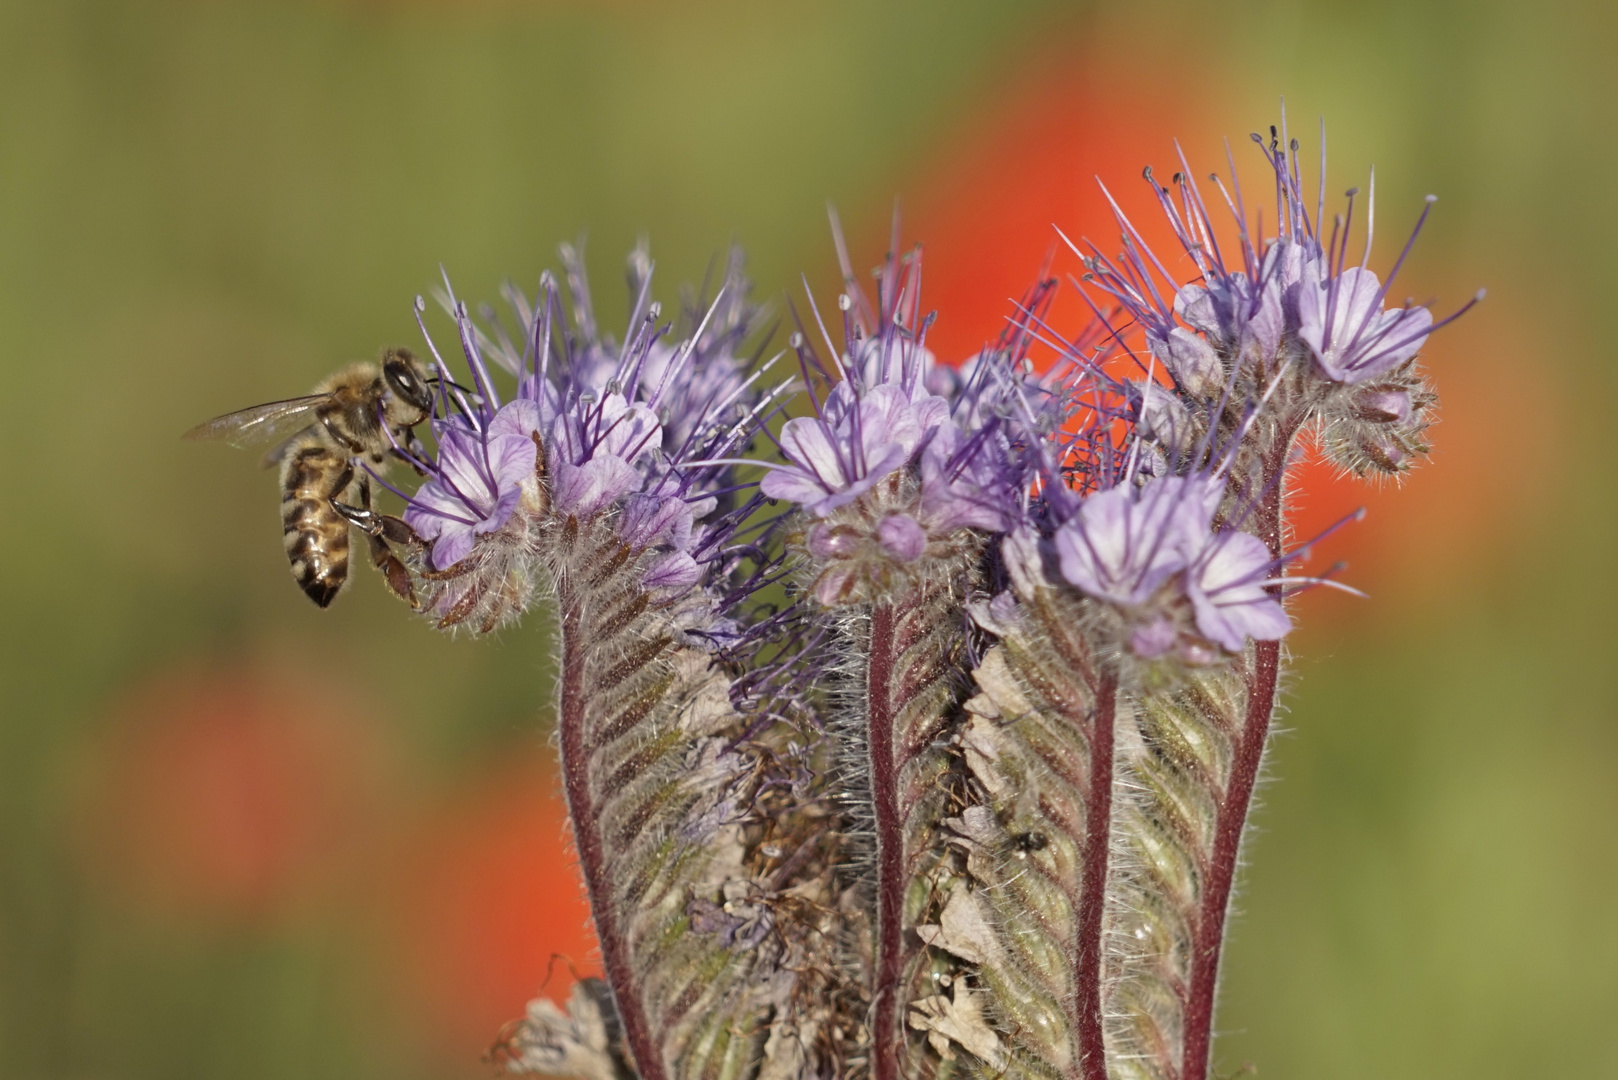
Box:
[384,355,430,409]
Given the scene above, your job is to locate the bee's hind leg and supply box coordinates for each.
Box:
[333,480,418,607]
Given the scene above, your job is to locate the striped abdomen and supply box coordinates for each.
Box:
[280,442,353,607]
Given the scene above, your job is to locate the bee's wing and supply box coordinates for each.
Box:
[182,395,329,451]
[259,430,317,470]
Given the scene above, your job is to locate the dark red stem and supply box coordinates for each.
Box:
[1076,671,1119,1080]
[1180,638,1279,1080]
[867,602,905,1080]
[1181,444,1290,1080]
[556,589,668,1080]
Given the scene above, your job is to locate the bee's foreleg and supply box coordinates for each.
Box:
[331,500,422,547]
[334,478,417,606]
[365,531,416,607]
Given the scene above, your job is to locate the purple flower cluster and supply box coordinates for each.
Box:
[390,249,778,626]
[1077,128,1478,412]
[753,122,1474,660]
[757,240,1036,604]
[407,398,544,569]
[1053,473,1289,658]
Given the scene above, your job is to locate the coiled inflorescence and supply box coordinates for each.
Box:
[324,120,1469,1080]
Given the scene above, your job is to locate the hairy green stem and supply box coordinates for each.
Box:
[558,585,669,1080]
[1179,641,1278,1080]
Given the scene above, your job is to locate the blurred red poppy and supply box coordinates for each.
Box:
[77,661,389,926]
[385,749,598,1063]
[882,40,1210,367]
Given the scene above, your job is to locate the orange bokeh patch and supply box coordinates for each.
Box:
[386,749,598,1062]
[76,661,391,926]
[875,39,1216,368]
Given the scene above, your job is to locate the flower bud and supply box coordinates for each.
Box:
[806,523,860,560]
[877,514,927,562]
[1357,432,1408,472]
[1130,617,1179,659]
[1351,387,1412,424]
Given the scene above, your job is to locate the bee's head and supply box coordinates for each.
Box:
[381,347,434,420]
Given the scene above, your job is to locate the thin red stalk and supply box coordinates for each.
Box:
[556,589,668,1080]
[866,602,905,1080]
[1076,671,1119,1080]
[1180,638,1279,1080]
[1181,443,1290,1080]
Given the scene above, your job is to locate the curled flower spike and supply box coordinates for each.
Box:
[187,121,1468,1080]
[758,224,1048,613]
[1049,470,1291,661]
[384,245,785,631]
[1070,123,1477,424]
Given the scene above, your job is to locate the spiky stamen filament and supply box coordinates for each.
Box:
[861,585,974,1080]
[552,514,768,1080]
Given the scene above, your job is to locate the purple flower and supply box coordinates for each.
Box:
[918,419,1021,534]
[1053,475,1220,607]
[406,399,542,569]
[548,392,662,518]
[618,490,695,551]
[1185,530,1292,650]
[642,549,704,592]
[1145,326,1222,397]
[1296,266,1433,383]
[1172,260,1285,366]
[762,383,940,515]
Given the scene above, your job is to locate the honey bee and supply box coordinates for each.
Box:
[184,347,436,608]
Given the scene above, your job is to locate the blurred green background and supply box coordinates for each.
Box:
[2,1,1614,1077]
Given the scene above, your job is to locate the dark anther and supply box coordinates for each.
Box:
[1012,831,1049,854]
[1290,137,1300,152]
[1143,165,1154,181]
[1172,171,1184,184]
